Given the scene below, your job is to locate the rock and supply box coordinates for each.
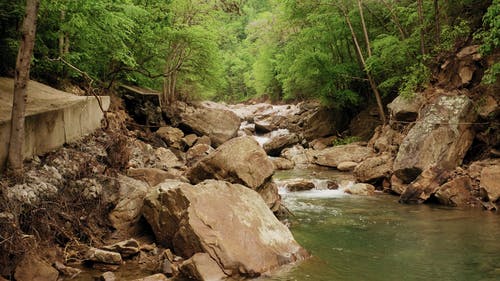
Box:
[281,145,314,166]
[312,144,373,168]
[70,178,103,200]
[387,94,425,122]
[102,239,140,257]
[283,179,315,191]
[156,126,184,149]
[390,174,407,195]
[263,133,300,156]
[86,248,122,265]
[187,136,274,190]
[53,261,81,278]
[254,120,277,134]
[348,105,381,141]
[337,161,358,172]
[154,147,184,169]
[327,180,339,190]
[300,107,348,141]
[195,135,212,146]
[131,274,169,281]
[458,66,474,85]
[480,165,500,202]
[186,144,214,166]
[478,95,498,119]
[270,157,295,170]
[434,176,474,207]
[180,253,227,281]
[109,175,150,233]
[257,181,281,212]
[128,139,184,170]
[142,180,309,277]
[399,167,451,204]
[128,139,157,168]
[309,136,337,150]
[456,45,480,58]
[393,94,476,183]
[160,258,177,277]
[468,159,500,179]
[100,271,117,281]
[343,183,375,196]
[179,106,241,147]
[354,154,393,183]
[368,125,404,154]
[14,255,58,281]
[182,134,199,148]
[127,168,179,187]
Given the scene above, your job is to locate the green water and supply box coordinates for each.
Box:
[262,170,500,281]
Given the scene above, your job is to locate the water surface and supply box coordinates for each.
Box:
[261,170,500,281]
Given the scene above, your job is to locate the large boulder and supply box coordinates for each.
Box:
[187,136,274,190]
[348,105,381,141]
[263,133,300,156]
[480,165,500,202]
[300,107,348,141]
[312,144,373,168]
[14,255,58,281]
[387,94,425,122]
[109,175,150,233]
[399,167,451,204]
[179,253,227,281]
[354,154,393,183]
[393,94,476,183]
[434,176,474,207]
[142,180,309,278]
[179,106,241,147]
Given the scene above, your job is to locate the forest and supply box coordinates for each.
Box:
[1,0,499,107]
[1,1,500,281]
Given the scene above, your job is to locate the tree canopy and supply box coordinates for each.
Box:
[0,0,498,106]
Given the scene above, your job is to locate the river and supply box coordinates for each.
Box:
[259,168,500,281]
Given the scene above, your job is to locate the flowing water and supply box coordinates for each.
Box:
[260,169,500,281]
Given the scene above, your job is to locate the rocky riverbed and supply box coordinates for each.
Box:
[0,63,499,280]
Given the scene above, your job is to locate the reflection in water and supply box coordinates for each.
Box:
[260,170,500,281]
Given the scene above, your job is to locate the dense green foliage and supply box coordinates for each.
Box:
[0,0,497,105]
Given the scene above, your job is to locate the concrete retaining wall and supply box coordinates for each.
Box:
[0,95,110,171]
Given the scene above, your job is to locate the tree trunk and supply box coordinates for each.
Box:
[357,0,372,57]
[342,7,386,124]
[380,0,407,39]
[417,0,426,56]
[8,0,40,174]
[434,0,440,45]
[59,10,65,57]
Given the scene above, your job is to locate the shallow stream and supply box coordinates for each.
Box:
[261,168,500,281]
